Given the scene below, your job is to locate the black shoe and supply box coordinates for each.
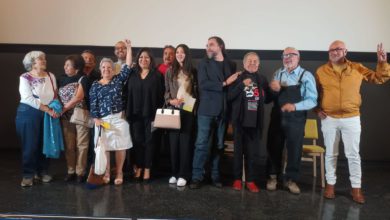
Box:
[142,178,151,184]
[189,180,202,189]
[76,175,85,183]
[212,180,223,188]
[64,174,76,182]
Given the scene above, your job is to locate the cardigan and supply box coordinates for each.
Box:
[164,67,198,107]
[228,71,269,134]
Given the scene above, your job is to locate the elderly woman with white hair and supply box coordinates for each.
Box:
[16,51,59,187]
[89,39,133,185]
[228,52,270,192]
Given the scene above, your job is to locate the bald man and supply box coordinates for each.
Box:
[114,41,127,75]
[316,41,390,204]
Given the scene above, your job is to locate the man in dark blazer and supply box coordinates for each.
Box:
[190,36,239,189]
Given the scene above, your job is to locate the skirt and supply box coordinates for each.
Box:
[94,112,133,151]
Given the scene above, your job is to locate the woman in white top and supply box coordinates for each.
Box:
[16,51,59,187]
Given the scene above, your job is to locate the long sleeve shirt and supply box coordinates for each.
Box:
[89,65,132,118]
[316,60,390,118]
[19,72,57,109]
[273,66,317,111]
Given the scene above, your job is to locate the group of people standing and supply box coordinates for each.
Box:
[15,36,389,204]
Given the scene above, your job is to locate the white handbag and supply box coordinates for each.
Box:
[153,107,181,129]
[94,126,107,175]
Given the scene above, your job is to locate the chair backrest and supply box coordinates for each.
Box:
[304,119,318,139]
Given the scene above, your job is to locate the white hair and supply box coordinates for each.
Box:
[99,57,114,69]
[243,52,260,64]
[22,51,45,71]
[284,47,300,57]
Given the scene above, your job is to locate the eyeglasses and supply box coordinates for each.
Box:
[328,47,345,53]
[281,53,298,59]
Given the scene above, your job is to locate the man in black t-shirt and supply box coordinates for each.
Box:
[190,36,239,189]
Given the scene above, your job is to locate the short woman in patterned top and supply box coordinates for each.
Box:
[16,51,59,187]
[89,39,133,185]
[58,54,90,183]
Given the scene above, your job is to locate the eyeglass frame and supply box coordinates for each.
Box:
[328,47,346,53]
[281,53,299,59]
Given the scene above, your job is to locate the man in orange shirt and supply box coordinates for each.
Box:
[316,40,389,204]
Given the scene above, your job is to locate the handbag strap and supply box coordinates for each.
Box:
[47,72,57,99]
[74,76,85,105]
[160,103,177,115]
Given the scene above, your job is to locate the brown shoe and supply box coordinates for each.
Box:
[285,180,300,194]
[351,188,365,204]
[266,176,277,191]
[323,184,335,199]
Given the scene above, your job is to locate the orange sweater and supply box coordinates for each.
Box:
[315,60,390,118]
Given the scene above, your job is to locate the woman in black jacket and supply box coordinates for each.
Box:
[228,52,270,192]
[164,44,197,187]
[126,48,164,182]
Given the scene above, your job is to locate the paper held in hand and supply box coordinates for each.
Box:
[180,93,196,112]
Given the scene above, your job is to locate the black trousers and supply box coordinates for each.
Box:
[233,126,261,182]
[169,110,195,180]
[130,117,155,169]
[266,110,306,181]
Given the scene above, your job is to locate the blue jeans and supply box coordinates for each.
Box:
[15,103,49,178]
[192,115,226,182]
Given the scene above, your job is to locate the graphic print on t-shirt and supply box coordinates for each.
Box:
[244,82,260,111]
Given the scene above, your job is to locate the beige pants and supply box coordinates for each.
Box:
[62,119,90,176]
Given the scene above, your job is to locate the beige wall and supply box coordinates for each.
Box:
[0,0,389,51]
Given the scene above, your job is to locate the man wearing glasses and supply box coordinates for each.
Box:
[316,40,389,204]
[266,47,318,194]
[113,41,127,75]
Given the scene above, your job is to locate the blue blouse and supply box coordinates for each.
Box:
[89,65,133,118]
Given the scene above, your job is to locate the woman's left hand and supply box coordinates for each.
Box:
[94,118,103,127]
[48,109,60,118]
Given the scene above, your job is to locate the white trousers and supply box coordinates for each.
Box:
[321,116,362,188]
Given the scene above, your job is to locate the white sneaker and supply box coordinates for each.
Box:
[177,178,187,187]
[169,176,177,184]
[41,174,52,183]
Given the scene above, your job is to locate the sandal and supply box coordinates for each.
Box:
[134,168,142,182]
[143,169,151,183]
[114,173,123,185]
[103,172,110,184]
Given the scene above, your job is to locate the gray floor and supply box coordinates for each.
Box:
[1,149,390,220]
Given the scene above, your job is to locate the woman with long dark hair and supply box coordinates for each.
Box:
[164,44,197,187]
[126,48,164,182]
